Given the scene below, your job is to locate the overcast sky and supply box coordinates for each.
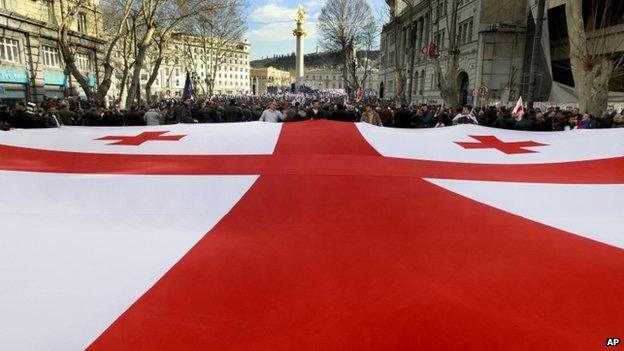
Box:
[245,0,387,60]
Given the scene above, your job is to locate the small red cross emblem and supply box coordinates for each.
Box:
[455,135,549,155]
[95,131,186,146]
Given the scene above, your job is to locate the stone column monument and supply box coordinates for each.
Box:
[293,5,307,89]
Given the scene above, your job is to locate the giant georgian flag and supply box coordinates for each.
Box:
[1,121,623,350]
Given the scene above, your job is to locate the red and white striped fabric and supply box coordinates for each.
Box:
[1,121,623,350]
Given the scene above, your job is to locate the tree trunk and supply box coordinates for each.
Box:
[117,62,132,109]
[58,28,94,101]
[565,0,613,115]
[406,25,417,103]
[125,25,156,108]
[429,0,460,108]
[145,56,163,104]
[94,36,122,104]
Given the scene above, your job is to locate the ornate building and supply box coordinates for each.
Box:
[380,0,530,105]
[0,0,104,104]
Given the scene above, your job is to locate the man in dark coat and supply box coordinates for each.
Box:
[329,104,354,122]
[241,104,253,121]
[222,99,244,123]
[173,98,196,123]
[306,100,326,120]
[393,105,413,128]
[11,101,38,129]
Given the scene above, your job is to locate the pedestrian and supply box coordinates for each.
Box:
[361,103,382,126]
[259,100,284,122]
[143,104,162,126]
[174,98,197,123]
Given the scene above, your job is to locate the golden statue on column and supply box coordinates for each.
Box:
[293,4,306,88]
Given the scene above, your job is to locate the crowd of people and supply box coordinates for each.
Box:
[2,95,624,131]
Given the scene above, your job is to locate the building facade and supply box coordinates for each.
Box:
[250,66,292,94]
[0,0,104,104]
[108,34,251,102]
[304,66,380,93]
[380,0,529,106]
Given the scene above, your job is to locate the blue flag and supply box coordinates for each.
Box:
[182,71,194,100]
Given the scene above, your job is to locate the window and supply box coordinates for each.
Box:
[45,1,54,22]
[42,45,61,67]
[459,19,474,44]
[437,0,447,19]
[76,52,90,71]
[0,37,20,63]
[77,12,87,34]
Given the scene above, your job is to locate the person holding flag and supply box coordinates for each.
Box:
[512,96,525,121]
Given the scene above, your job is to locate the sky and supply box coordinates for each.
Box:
[245,0,388,60]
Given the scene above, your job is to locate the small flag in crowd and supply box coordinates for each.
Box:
[512,96,525,121]
[182,71,195,100]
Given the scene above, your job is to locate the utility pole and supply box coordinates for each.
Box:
[527,0,546,110]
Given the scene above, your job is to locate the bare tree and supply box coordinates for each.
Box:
[429,0,461,108]
[123,0,223,107]
[191,2,246,97]
[565,0,624,116]
[392,23,407,104]
[318,0,378,92]
[113,28,136,105]
[55,0,134,103]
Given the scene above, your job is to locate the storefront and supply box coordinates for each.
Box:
[43,71,67,99]
[0,67,29,106]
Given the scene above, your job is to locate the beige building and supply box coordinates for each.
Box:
[0,0,104,103]
[250,66,292,94]
[109,34,251,101]
[305,66,380,93]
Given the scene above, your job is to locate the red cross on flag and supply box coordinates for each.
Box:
[1,121,623,350]
[512,96,525,121]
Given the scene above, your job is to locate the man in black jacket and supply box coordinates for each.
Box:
[222,99,244,122]
[329,104,355,122]
[306,100,325,120]
[11,101,38,128]
[173,98,197,123]
[394,105,413,128]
